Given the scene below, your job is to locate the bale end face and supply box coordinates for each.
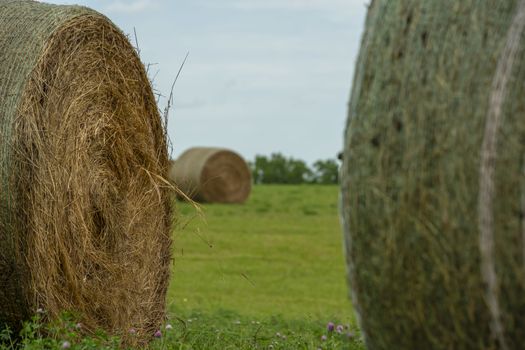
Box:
[170,147,252,204]
[0,1,172,345]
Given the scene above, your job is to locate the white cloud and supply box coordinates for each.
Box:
[105,0,156,13]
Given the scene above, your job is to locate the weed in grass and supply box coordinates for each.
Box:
[0,312,120,350]
[0,310,365,350]
[151,309,364,350]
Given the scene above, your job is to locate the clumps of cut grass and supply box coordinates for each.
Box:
[301,206,319,216]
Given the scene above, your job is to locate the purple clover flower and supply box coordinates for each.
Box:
[327,322,335,332]
[336,324,344,334]
[321,334,327,341]
[154,330,162,338]
[61,341,71,349]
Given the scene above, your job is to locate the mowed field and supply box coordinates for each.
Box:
[0,185,363,349]
[165,185,363,349]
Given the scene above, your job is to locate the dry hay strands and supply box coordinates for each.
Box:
[0,0,172,345]
[169,147,252,204]
[341,1,525,349]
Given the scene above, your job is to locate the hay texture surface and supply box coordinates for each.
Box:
[170,147,251,203]
[0,0,172,342]
[342,1,525,349]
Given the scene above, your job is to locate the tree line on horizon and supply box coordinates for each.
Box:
[249,153,339,184]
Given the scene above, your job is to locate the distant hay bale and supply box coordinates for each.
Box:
[170,147,251,203]
[341,1,525,349]
[0,0,171,343]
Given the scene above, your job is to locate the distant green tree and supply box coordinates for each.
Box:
[251,153,313,184]
[250,154,340,184]
[286,157,313,184]
[312,159,339,184]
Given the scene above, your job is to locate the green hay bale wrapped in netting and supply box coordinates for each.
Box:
[341,1,525,349]
[0,0,172,344]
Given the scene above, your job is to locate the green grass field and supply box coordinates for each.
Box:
[165,184,363,349]
[0,185,364,350]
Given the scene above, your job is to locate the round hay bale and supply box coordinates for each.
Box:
[170,147,251,203]
[0,0,172,343]
[341,1,525,349]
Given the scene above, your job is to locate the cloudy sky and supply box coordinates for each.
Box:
[42,0,368,163]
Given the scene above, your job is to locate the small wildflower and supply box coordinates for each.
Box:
[276,332,281,338]
[75,323,82,330]
[256,321,261,325]
[61,341,71,349]
[165,323,173,330]
[129,328,137,335]
[234,320,241,325]
[36,308,44,314]
[327,322,335,332]
[187,319,193,323]
[268,345,274,350]
[321,335,327,341]
[336,325,344,334]
[154,330,162,338]
[282,335,287,340]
